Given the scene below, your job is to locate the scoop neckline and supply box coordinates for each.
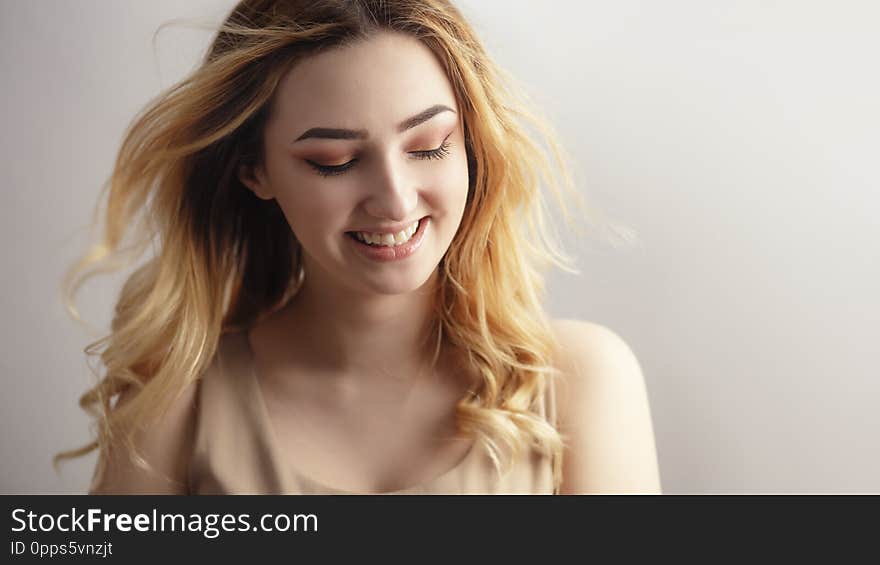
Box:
[238,330,479,495]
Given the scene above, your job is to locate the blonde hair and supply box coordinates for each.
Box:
[56,0,616,493]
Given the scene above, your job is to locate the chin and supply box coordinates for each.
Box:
[355,264,438,296]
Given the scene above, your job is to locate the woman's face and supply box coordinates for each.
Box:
[241,31,470,296]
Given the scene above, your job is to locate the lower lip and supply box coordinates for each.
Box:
[345,217,430,263]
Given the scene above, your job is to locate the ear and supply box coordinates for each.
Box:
[238,162,274,200]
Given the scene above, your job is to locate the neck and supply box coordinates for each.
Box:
[275,257,443,381]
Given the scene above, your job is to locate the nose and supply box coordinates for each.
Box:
[361,152,419,222]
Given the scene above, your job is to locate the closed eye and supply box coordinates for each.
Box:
[306,133,453,177]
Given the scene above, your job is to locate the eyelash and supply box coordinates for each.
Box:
[306,135,453,177]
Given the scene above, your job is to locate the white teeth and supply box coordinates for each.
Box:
[354,219,419,247]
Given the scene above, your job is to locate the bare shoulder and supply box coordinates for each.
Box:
[549,318,662,494]
[548,319,644,424]
[89,379,199,495]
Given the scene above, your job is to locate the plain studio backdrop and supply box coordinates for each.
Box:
[1,0,877,494]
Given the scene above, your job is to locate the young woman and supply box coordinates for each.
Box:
[58,0,661,494]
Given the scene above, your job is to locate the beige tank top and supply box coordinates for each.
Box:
[188,330,558,494]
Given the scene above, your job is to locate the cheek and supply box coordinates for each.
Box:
[444,153,471,215]
[419,156,469,238]
[266,151,356,233]
[275,190,350,237]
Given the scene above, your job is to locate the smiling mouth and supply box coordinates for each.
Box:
[345,217,426,247]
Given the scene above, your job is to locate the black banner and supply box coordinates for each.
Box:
[3,495,876,561]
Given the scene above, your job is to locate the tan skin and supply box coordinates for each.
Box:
[90,32,662,494]
[240,31,475,493]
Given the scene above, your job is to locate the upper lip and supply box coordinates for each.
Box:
[346,217,425,234]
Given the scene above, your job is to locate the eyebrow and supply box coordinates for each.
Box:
[292,104,455,143]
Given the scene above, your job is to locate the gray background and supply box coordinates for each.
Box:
[2,0,877,494]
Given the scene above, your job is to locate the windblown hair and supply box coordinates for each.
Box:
[56,0,610,493]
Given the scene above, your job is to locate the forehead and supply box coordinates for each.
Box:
[268,31,458,135]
